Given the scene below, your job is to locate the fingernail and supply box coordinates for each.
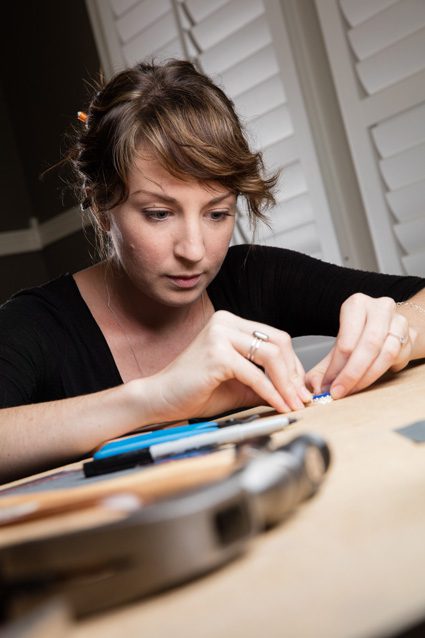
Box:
[311,381,327,395]
[278,401,290,413]
[291,396,305,410]
[331,385,344,400]
[301,388,313,403]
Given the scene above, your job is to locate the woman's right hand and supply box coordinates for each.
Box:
[139,310,312,421]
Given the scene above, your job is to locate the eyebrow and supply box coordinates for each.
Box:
[129,189,235,206]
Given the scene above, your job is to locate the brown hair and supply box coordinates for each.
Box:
[69,59,278,254]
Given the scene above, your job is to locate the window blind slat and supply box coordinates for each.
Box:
[219,45,279,100]
[402,251,425,276]
[371,102,425,158]
[394,217,425,254]
[233,75,285,122]
[356,27,425,95]
[386,179,425,222]
[116,0,170,44]
[347,0,425,61]
[379,141,425,190]
[152,36,184,61]
[235,194,314,245]
[185,0,229,23]
[339,0,397,28]
[110,0,141,19]
[247,104,292,150]
[191,0,263,51]
[270,195,314,235]
[263,222,320,255]
[199,15,270,75]
[274,162,307,203]
[262,136,298,171]
[122,10,176,65]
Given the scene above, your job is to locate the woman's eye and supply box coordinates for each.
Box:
[143,209,170,221]
[208,210,230,221]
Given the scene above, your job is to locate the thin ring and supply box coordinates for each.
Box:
[388,332,408,345]
[247,330,269,362]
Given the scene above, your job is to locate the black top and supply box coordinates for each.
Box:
[1,244,424,408]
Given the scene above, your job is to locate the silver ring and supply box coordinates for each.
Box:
[388,332,408,345]
[247,330,269,362]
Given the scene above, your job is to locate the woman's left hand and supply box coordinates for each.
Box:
[305,293,417,399]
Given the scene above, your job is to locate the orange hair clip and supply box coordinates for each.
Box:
[77,111,88,123]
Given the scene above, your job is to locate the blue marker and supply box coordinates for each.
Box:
[94,413,260,460]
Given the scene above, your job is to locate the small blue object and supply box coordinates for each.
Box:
[312,392,333,404]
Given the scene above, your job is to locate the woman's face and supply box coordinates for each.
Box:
[107,155,237,308]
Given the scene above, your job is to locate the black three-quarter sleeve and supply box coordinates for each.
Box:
[208,245,425,337]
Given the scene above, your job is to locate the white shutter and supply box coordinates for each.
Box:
[316,0,425,276]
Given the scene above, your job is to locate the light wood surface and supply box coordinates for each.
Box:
[3,364,425,637]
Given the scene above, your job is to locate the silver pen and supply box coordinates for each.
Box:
[147,414,296,462]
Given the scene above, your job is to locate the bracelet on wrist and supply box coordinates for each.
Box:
[396,301,425,318]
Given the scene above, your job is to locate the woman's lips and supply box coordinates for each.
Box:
[166,274,202,288]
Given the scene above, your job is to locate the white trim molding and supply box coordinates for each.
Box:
[0,207,88,257]
[0,221,41,257]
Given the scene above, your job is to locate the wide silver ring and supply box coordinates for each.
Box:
[388,332,408,345]
[247,330,269,362]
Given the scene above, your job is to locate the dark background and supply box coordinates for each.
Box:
[0,0,100,301]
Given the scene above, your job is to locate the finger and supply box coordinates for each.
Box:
[305,349,335,394]
[331,308,406,398]
[261,333,311,405]
[294,355,312,403]
[258,343,307,410]
[329,298,396,398]
[229,329,308,410]
[228,353,292,413]
[350,325,412,394]
[321,296,368,389]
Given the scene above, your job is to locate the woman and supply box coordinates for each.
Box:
[1,59,424,483]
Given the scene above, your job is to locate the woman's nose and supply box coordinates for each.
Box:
[173,220,206,262]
